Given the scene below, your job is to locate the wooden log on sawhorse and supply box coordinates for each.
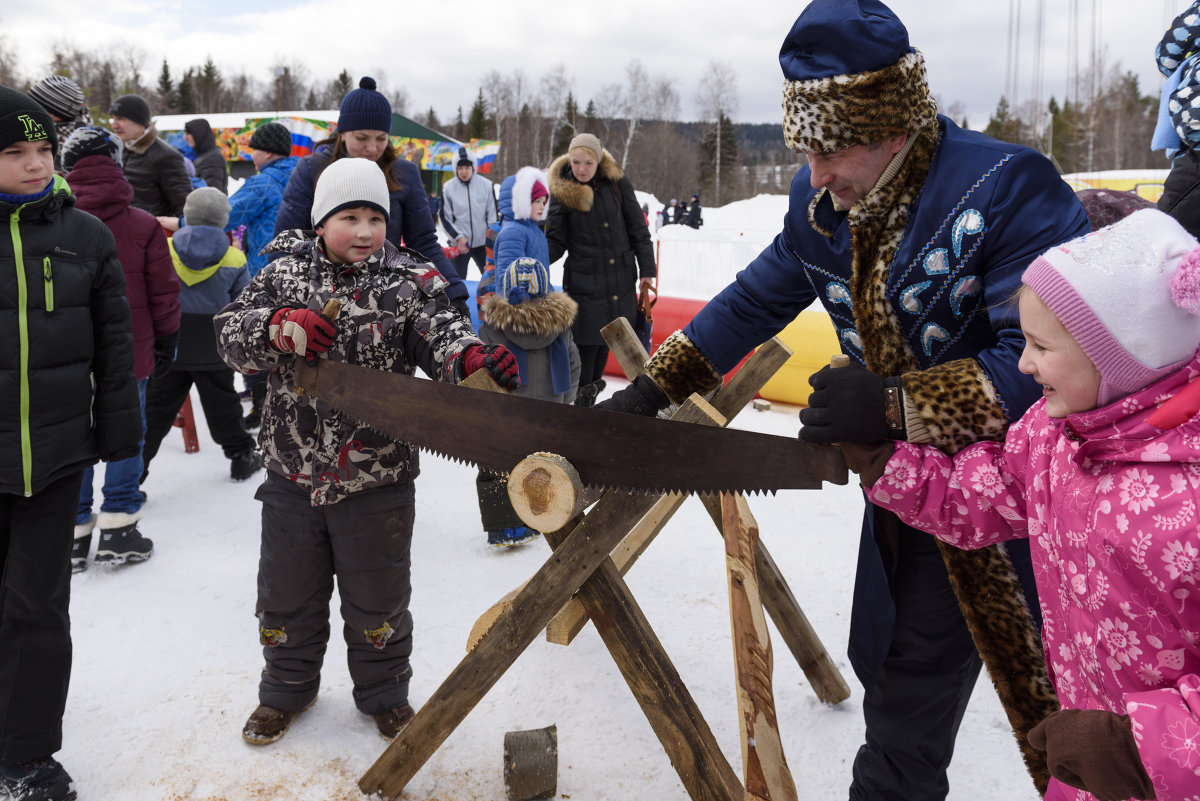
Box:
[359,393,745,801]
[546,319,851,705]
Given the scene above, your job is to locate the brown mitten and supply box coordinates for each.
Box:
[838,442,895,487]
[1027,709,1155,800]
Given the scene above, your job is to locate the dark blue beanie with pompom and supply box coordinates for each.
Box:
[338,77,392,134]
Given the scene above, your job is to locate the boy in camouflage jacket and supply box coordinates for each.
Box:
[214,158,517,744]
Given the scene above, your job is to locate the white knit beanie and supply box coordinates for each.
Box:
[311,157,390,228]
[1022,208,1200,406]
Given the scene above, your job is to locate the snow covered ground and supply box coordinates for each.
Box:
[61,194,1041,800]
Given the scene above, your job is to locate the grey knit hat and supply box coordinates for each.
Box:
[184,187,231,228]
[311,157,390,228]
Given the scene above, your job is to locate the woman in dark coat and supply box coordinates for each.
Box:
[273,77,471,317]
[545,133,655,406]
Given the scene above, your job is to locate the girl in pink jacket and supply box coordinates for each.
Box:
[826,209,1200,801]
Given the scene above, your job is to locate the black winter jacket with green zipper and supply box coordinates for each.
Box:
[0,175,141,496]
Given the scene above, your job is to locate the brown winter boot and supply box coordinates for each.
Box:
[372,704,415,741]
[241,697,316,745]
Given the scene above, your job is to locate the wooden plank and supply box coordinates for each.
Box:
[700,494,851,705]
[359,490,662,799]
[722,494,798,801]
[600,317,650,378]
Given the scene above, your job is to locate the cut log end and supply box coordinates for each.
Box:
[503,724,558,801]
[508,453,584,534]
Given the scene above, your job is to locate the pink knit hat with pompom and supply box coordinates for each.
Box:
[1022,208,1200,406]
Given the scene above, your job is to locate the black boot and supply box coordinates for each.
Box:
[95,512,153,566]
[230,447,262,481]
[245,381,267,430]
[574,381,600,407]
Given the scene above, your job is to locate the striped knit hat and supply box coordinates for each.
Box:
[500,257,550,305]
[28,76,84,122]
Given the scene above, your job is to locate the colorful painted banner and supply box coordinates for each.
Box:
[162,116,501,172]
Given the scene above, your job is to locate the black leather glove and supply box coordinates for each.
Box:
[153,332,179,379]
[595,374,669,416]
[1027,709,1155,801]
[799,363,904,444]
[450,296,473,322]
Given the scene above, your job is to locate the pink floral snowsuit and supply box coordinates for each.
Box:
[867,352,1200,801]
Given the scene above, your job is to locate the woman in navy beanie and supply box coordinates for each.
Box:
[273,77,471,317]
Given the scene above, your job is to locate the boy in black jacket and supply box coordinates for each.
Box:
[0,85,141,801]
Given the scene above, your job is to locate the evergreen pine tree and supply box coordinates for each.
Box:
[156,58,175,113]
[583,99,598,133]
[552,91,578,156]
[467,89,488,139]
[453,106,466,141]
[177,68,195,114]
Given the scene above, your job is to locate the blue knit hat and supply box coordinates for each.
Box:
[338,77,391,134]
[778,0,937,153]
[500,257,550,305]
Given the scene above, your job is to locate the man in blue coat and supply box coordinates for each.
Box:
[598,1,1089,798]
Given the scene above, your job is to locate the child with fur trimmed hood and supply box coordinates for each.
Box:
[475,167,580,546]
[476,256,579,548]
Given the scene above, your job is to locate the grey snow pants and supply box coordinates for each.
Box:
[254,472,415,715]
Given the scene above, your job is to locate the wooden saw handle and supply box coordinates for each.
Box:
[294,298,342,395]
[829,354,850,369]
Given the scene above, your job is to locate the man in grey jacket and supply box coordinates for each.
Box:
[439,147,497,281]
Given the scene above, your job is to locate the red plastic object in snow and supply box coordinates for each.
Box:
[173,395,200,454]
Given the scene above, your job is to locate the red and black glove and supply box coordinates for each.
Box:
[1027,709,1155,801]
[461,343,520,390]
[269,307,336,359]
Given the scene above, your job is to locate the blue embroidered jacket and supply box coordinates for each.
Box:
[685,117,1090,425]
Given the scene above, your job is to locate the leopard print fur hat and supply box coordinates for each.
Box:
[779,0,938,154]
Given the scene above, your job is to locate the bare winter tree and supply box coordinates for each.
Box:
[695,60,739,205]
[540,64,573,165]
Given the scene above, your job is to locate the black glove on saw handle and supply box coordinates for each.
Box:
[595,374,669,416]
[799,360,905,444]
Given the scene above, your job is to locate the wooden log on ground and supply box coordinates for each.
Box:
[508,453,586,535]
[723,494,798,801]
[503,725,558,801]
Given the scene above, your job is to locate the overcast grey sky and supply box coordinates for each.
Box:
[0,0,1183,130]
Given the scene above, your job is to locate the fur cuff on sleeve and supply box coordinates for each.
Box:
[901,358,1009,453]
[645,330,723,405]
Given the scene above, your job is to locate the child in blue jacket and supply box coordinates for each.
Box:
[141,187,259,485]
